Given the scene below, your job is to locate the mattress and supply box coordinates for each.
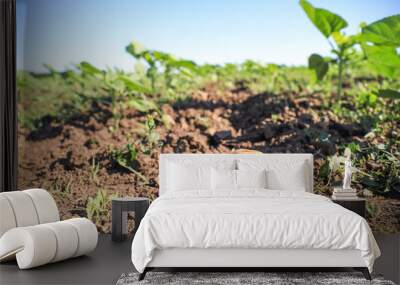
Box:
[131,190,380,273]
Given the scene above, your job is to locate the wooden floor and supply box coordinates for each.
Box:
[0,234,133,285]
[0,233,399,285]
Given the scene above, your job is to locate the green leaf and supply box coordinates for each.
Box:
[43,64,58,75]
[146,115,156,130]
[347,142,360,153]
[142,51,156,65]
[126,41,147,58]
[78,61,103,76]
[64,70,84,84]
[126,97,158,112]
[300,0,348,38]
[332,32,358,48]
[319,161,330,180]
[308,53,329,80]
[152,51,174,63]
[118,76,151,94]
[377,89,400,100]
[127,144,138,161]
[173,60,198,72]
[362,45,400,78]
[361,14,400,46]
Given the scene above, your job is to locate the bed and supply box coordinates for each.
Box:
[131,154,380,280]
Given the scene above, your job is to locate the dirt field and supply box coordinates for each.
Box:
[18,83,400,233]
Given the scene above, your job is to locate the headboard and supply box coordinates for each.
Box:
[159,153,314,195]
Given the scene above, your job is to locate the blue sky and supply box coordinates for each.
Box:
[17,0,400,72]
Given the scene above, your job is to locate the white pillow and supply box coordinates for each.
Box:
[212,168,237,190]
[237,159,308,191]
[167,163,212,191]
[265,164,307,191]
[236,169,267,189]
[212,169,267,190]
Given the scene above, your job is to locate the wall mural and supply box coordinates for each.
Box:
[17,0,400,234]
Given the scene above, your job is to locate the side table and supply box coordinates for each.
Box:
[111,197,150,242]
[332,198,366,218]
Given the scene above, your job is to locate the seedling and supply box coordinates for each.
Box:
[86,188,118,224]
[139,115,162,155]
[110,143,149,183]
[126,41,198,96]
[91,156,100,184]
[300,1,400,100]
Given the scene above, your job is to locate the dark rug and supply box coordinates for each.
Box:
[116,271,395,285]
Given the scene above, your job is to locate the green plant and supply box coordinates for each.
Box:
[376,89,400,100]
[139,115,162,155]
[110,143,148,183]
[126,41,198,96]
[91,156,100,184]
[46,177,74,202]
[360,15,400,101]
[76,61,154,129]
[300,0,356,100]
[357,144,400,197]
[321,142,400,197]
[375,89,400,138]
[120,77,159,113]
[300,1,400,100]
[366,201,378,219]
[86,189,118,224]
[360,15,400,78]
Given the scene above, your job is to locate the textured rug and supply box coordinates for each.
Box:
[116,271,395,285]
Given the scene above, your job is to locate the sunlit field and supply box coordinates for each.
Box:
[17,2,400,233]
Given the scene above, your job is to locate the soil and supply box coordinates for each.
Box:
[18,84,400,233]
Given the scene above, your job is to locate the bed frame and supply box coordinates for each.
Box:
[141,248,370,280]
[139,154,371,280]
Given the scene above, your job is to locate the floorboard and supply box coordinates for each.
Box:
[0,234,133,285]
[1,233,398,285]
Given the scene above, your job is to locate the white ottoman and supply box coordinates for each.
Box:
[0,189,98,269]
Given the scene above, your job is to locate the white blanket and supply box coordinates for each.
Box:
[131,190,380,272]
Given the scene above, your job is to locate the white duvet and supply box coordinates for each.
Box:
[131,190,380,273]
